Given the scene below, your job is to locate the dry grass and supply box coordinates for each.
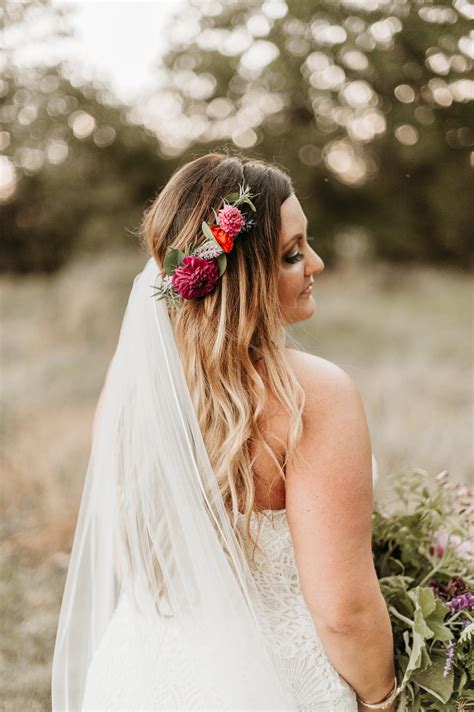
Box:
[0,248,472,710]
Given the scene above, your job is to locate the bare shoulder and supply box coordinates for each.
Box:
[285,347,359,411]
[283,348,377,622]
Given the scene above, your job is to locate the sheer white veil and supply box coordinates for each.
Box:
[51,255,298,710]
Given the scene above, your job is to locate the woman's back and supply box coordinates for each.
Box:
[82,346,364,711]
[250,348,348,512]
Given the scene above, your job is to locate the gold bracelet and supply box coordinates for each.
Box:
[356,676,399,710]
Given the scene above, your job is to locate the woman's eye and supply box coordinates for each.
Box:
[285,252,305,264]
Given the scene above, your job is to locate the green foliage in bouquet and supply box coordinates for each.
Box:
[373,467,473,711]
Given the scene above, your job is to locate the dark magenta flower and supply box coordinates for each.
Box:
[171,256,219,300]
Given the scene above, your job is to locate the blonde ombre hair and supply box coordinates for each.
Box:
[140,152,306,561]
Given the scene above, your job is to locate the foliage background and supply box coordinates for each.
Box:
[0,0,472,709]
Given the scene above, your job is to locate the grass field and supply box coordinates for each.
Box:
[1,248,472,710]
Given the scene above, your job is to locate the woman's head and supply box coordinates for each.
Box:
[140,152,310,552]
[141,152,324,332]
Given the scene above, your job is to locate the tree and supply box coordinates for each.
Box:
[0,0,176,272]
[150,0,473,266]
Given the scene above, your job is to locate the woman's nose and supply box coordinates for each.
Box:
[307,249,325,275]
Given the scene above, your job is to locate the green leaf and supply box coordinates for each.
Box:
[163,248,185,276]
[416,587,437,618]
[412,656,454,704]
[425,617,452,642]
[202,221,216,242]
[413,608,434,640]
[223,192,239,202]
[459,622,474,643]
[430,598,450,622]
[458,669,467,695]
[216,252,227,277]
[401,630,425,686]
[244,196,256,212]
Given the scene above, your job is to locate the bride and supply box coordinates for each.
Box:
[51,152,398,711]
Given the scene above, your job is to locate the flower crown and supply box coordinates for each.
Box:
[152,182,258,308]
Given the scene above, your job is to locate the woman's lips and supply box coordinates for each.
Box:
[300,283,313,295]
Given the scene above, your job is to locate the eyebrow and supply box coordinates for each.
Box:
[282,235,302,250]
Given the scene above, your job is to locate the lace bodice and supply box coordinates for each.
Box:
[236,509,357,711]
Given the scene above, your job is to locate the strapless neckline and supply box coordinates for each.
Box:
[237,508,286,516]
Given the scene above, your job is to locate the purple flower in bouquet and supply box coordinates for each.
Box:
[448,592,474,614]
[443,641,456,677]
[171,256,219,299]
[217,205,246,238]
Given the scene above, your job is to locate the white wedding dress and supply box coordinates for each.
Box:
[82,456,379,711]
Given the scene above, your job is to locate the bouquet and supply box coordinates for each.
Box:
[373,467,473,711]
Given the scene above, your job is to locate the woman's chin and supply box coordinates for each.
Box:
[283,297,315,324]
[298,293,315,318]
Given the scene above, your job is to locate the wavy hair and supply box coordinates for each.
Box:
[139,152,306,562]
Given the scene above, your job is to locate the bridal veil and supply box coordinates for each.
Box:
[51,255,298,710]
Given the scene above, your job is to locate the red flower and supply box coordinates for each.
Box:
[210,225,234,253]
[171,256,219,299]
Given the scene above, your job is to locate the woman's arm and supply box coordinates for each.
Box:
[285,353,396,705]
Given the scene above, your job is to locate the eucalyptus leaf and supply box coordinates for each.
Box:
[223,192,239,202]
[163,248,185,276]
[202,221,215,242]
[216,252,227,277]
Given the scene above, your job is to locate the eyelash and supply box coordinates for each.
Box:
[285,252,304,264]
[285,236,315,264]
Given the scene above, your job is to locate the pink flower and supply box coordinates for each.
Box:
[171,256,219,299]
[217,205,246,238]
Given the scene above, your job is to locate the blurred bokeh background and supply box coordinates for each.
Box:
[1,0,472,708]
